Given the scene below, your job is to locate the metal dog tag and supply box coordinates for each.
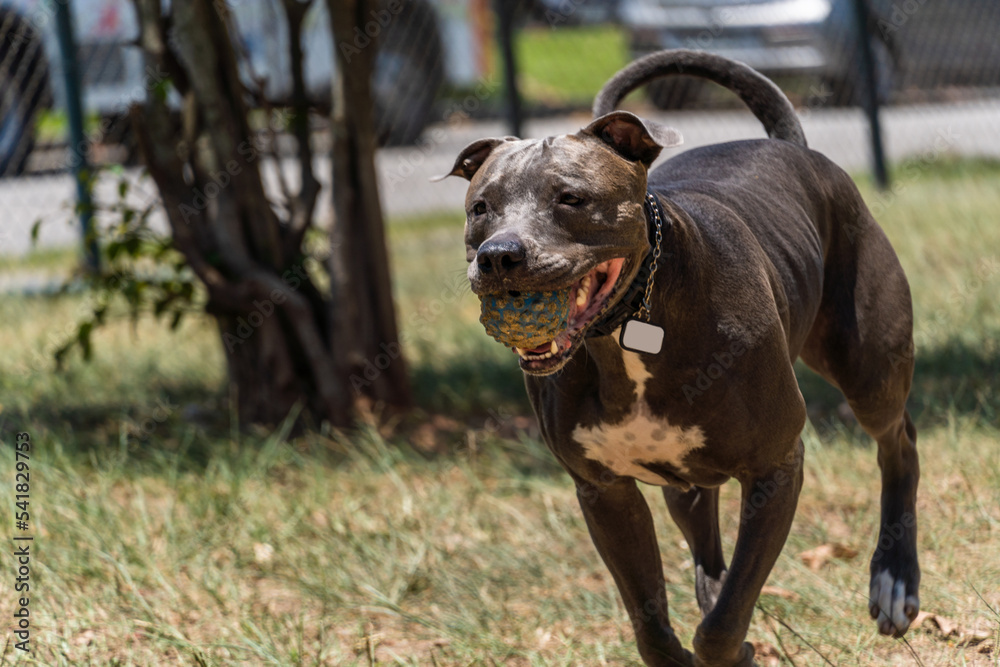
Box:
[619,318,664,354]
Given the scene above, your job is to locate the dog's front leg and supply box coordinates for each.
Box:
[576,476,693,667]
[692,441,804,667]
[663,486,728,617]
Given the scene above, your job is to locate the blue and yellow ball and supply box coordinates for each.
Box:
[479,289,571,349]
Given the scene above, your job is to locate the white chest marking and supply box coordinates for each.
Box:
[572,346,705,486]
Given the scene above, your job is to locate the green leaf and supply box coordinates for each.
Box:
[54,343,71,370]
[30,219,43,245]
[154,295,173,317]
[152,77,174,104]
[124,237,142,256]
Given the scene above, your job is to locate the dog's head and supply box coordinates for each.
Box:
[440,111,682,375]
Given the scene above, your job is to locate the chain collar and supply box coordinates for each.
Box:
[586,192,666,338]
[635,192,664,321]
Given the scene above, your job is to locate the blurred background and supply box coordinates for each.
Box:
[1,0,999,259]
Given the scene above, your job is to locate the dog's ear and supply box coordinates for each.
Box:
[433,136,518,181]
[581,111,682,167]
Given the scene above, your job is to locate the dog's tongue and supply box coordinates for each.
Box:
[513,258,626,357]
[525,340,556,354]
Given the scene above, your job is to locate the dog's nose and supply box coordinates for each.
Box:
[477,236,526,278]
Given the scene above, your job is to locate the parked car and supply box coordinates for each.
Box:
[529,0,621,26]
[0,5,53,175]
[619,0,1000,108]
[0,0,483,176]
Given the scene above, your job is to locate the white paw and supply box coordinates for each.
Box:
[869,570,919,636]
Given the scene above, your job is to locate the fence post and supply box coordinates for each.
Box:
[495,0,523,137]
[52,0,99,271]
[851,0,889,190]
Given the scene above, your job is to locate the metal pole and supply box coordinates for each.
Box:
[496,0,522,137]
[851,0,889,190]
[53,0,99,271]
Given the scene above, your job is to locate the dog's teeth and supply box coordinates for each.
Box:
[576,289,587,307]
[582,275,592,288]
[514,342,560,361]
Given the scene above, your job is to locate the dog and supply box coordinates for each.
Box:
[440,50,920,666]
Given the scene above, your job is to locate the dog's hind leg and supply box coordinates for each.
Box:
[663,486,728,617]
[576,477,694,667]
[864,409,920,636]
[800,202,920,637]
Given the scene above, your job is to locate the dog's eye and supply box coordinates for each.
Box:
[471,201,487,216]
[559,193,583,206]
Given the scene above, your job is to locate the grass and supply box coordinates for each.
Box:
[0,246,78,274]
[513,26,629,108]
[0,158,999,665]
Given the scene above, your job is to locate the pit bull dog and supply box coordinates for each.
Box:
[440,50,920,666]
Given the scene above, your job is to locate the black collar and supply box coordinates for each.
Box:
[585,192,666,338]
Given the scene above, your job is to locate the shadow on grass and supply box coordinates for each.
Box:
[410,332,997,443]
[909,336,998,425]
[2,378,229,467]
[410,355,531,419]
[796,335,998,436]
[17,334,992,474]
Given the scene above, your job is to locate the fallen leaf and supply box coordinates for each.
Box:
[912,611,958,637]
[911,610,995,649]
[535,626,554,648]
[750,640,782,666]
[957,627,995,647]
[797,543,859,571]
[72,629,97,646]
[431,414,461,431]
[253,542,274,564]
[411,423,439,451]
[909,610,932,629]
[760,585,799,601]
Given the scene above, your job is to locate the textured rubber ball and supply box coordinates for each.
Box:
[479,289,571,348]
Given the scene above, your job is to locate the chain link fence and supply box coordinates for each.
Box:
[0,0,998,259]
[0,0,146,262]
[382,0,1000,214]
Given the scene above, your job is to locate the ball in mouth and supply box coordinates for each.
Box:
[479,258,627,375]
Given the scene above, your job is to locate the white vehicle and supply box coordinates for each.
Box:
[0,0,484,175]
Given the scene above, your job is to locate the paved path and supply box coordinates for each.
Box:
[1,100,997,261]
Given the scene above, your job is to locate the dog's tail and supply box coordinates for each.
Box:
[593,49,807,147]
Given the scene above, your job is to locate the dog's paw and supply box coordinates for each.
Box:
[869,570,920,636]
[693,641,756,667]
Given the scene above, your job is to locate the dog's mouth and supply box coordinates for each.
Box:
[515,257,627,375]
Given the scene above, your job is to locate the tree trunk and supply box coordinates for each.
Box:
[327,0,412,408]
[129,0,410,427]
